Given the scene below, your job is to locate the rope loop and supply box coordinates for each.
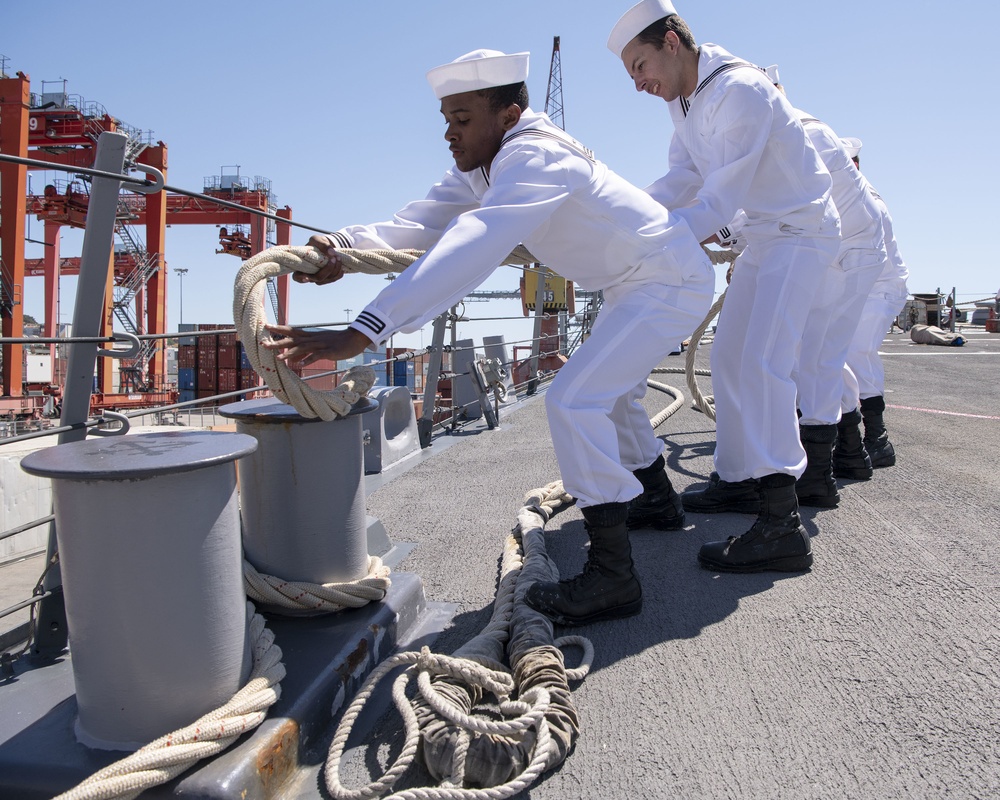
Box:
[233,245,378,420]
[243,556,391,614]
[415,648,515,699]
[554,635,595,683]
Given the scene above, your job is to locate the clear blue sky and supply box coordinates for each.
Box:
[5,0,997,348]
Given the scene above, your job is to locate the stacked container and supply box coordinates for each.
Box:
[176,323,263,405]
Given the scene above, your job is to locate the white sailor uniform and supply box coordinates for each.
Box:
[336,109,714,507]
[645,44,841,481]
[841,188,910,410]
[791,112,889,426]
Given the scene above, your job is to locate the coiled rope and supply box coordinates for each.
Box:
[244,556,391,614]
[234,245,377,421]
[234,244,537,421]
[52,602,284,800]
[324,481,593,800]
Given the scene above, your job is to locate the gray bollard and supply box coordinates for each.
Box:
[218,397,378,607]
[19,430,257,751]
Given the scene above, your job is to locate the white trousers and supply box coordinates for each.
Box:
[711,234,837,481]
[794,244,886,426]
[841,288,909,410]
[545,273,714,508]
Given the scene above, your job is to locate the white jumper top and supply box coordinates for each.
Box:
[331,109,711,344]
[868,187,909,294]
[644,43,839,245]
[796,109,885,259]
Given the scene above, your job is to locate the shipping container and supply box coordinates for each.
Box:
[178,389,197,403]
[240,368,260,390]
[197,344,217,369]
[217,368,238,393]
[178,323,199,347]
[217,345,239,370]
[299,370,338,392]
[178,344,196,369]
[197,367,217,390]
[393,360,416,392]
[178,367,196,391]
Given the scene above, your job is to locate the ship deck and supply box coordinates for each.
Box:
[2,323,998,799]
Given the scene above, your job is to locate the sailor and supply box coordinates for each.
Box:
[765,69,889,501]
[262,48,716,626]
[839,138,909,468]
[607,1,842,573]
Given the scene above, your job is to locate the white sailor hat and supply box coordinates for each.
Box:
[840,137,863,159]
[426,49,530,100]
[764,64,780,85]
[607,0,678,58]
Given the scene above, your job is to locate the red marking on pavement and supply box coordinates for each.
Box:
[887,404,1000,421]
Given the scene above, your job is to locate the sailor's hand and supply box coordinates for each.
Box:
[295,235,345,285]
[262,325,372,367]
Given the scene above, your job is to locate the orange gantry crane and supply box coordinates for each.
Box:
[0,67,294,413]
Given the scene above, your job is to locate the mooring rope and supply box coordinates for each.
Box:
[243,555,391,613]
[324,481,593,800]
[234,245,377,421]
[234,242,731,424]
[233,244,538,421]
[52,602,284,800]
[644,248,734,425]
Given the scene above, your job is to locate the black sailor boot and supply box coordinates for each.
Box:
[833,408,873,480]
[524,502,642,626]
[860,395,896,468]
[795,423,840,508]
[626,455,685,530]
[698,473,813,572]
[680,472,761,514]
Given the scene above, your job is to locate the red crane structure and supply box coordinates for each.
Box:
[0,66,294,416]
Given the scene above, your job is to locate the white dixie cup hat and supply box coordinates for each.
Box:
[607,0,678,58]
[426,49,530,100]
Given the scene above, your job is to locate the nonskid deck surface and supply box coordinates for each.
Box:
[2,326,998,799]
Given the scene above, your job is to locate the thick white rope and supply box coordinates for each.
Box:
[244,556,391,613]
[642,248,733,426]
[233,245,377,420]
[52,602,284,800]
[233,244,538,421]
[675,248,735,422]
[681,289,726,421]
[232,245,396,611]
[324,481,592,800]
